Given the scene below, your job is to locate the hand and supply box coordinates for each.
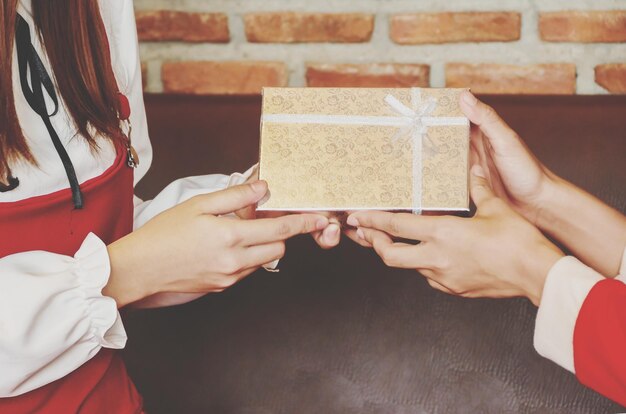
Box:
[460,91,559,225]
[347,165,564,306]
[236,166,341,249]
[462,91,626,276]
[104,181,329,307]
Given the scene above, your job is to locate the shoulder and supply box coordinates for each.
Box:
[98,0,134,36]
[99,0,139,93]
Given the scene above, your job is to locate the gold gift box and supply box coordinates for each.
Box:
[257,87,470,212]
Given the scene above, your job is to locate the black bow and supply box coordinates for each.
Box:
[14,13,83,209]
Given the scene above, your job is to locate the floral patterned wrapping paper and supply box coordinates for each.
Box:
[257,87,470,212]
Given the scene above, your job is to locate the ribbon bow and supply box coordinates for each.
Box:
[384,92,438,153]
[383,89,468,213]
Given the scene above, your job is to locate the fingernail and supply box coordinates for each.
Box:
[346,215,359,227]
[326,224,340,238]
[471,164,485,178]
[250,180,266,193]
[356,228,364,239]
[462,91,478,107]
[316,217,329,230]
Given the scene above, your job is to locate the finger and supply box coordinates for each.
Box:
[240,241,286,269]
[296,210,342,220]
[237,213,329,245]
[344,228,372,247]
[196,181,268,216]
[256,210,287,219]
[482,142,509,200]
[471,132,509,202]
[234,204,257,220]
[347,211,437,241]
[211,268,257,292]
[471,125,499,185]
[425,278,455,294]
[215,267,260,291]
[469,140,480,167]
[469,164,496,207]
[470,127,489,174]
[234,267,258,281]
[459,91,524,157]
[311,230,324,246]
[312,223,341,249]
[356,226,393,255]
[358,228,430,269]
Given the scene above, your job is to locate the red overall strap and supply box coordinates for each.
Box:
[574,278,626,407]
[0,137,143,413]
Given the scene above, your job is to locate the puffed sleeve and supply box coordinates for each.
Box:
[534,247,626,406]
[0,234,126,397]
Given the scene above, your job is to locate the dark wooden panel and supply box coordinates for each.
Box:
[125,94,626,414]
[134,95,263,200]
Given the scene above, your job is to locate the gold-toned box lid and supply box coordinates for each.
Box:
[258,87,469,212]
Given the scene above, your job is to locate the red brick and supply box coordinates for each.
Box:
[390,12,521,44]
[539,11,626,43]
[244,12,374,43]
[445,63,576,94]
[595,64,626,93]
[306,63,429,87]
[162,61,288,95]
[136,10,230,42]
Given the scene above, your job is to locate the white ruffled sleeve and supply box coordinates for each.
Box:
[0,233,126,397]
[133,165,257,229]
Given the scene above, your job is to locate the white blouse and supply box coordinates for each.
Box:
[0,0,252,397]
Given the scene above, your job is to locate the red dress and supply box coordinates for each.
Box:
[574,278,626,406]
[0,142,144,413]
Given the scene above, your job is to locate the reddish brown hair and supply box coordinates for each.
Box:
[0,0,124,180]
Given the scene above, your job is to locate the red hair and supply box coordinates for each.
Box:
[0,0,124,180]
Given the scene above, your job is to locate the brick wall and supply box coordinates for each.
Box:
[134,0,626,95]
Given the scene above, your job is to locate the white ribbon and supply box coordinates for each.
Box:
[262,88,469,214]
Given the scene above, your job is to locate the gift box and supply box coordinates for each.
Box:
[257,87,470,213]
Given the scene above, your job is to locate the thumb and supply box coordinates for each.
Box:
[198,181,268,215]
[469,164,495,207]
[459,90,522,156]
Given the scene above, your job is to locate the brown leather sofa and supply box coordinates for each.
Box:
[123,94,626,413]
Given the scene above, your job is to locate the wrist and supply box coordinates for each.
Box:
[103,236,157,308]
[529,172,567,230]
[522,241,565,306]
